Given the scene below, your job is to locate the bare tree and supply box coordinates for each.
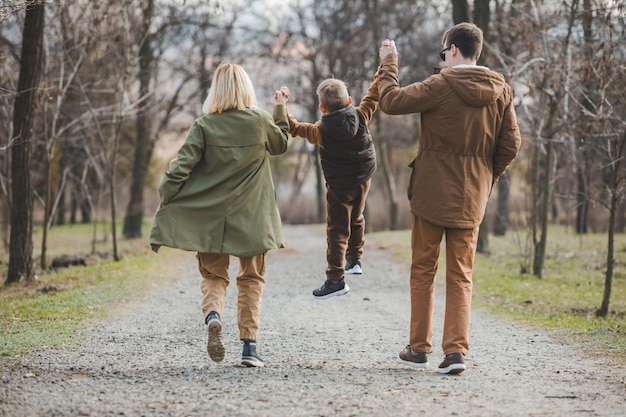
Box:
[122,0,156,238]
[597,125,626,316]
[6,1,45,284]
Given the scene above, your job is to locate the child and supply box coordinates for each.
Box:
[150,63,290,367]
[278,71,379,299]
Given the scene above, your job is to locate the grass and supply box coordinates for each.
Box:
[0,222,190,356]
[367,225,626,359]
[1,222,624,360]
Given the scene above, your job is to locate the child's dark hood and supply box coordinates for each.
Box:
[320,105,360,139]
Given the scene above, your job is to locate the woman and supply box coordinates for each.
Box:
[150,63,290,367]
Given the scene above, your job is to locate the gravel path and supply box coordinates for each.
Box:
[1,224,625,416]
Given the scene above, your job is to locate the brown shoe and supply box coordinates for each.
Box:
[206,311,225,363]
[398,345,429,369]
[437,353,466,374]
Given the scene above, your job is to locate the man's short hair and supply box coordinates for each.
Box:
[316,78,349,113]
[442,22,483,62]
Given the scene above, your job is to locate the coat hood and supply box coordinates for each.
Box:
[440,67,507,107]
[321,105,360,139]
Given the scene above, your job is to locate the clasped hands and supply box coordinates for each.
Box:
[274,39,396,104]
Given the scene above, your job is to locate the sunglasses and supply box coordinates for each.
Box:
[439,46,452,61]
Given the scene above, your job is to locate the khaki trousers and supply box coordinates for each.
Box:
[409,215,478,355]
[325,179,371,280]
[198,252,266,341]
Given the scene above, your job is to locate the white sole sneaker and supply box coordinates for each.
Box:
[345,264,362,274]
[313,283,350,300]
[241,356,265,367]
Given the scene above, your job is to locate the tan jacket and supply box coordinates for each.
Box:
[378,54,521,228]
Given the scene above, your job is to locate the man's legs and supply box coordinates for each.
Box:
[442,226,478,355]
[409,215,444,353]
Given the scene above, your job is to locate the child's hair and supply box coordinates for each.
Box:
[442,22,483,62]
[202,63,257,114]
[316,78,349,113]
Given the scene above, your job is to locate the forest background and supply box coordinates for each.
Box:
[0,0,625,318]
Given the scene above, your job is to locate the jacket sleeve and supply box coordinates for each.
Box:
[158,121,204,205]
[493,94,521,180]
[266,104,290,155]
[356,70,380,123]
[378,54,438,115]
[286,108,323,146]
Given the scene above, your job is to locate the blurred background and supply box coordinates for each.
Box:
[1,0,625,286]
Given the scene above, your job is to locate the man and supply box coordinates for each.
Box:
[377,22,521,374]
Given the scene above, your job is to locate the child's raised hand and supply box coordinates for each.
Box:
[274,86,291,105]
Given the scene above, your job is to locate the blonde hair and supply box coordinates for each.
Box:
[202,63,257,114]
[316,78,349,113]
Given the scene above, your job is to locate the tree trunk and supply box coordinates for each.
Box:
[374,114,399,230]
[598,194,615,317]
[576,0,592,235]
[533,141,553,278]
[576,166,589,234]
[473,0,490,64]
[123,0,155,238]
[597,125,626,316]
[451,0,469,24]
[493,172,510,236]
[477,218,490,253]
[6,3,45,284]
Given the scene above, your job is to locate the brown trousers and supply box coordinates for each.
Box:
[409,215,478,355]
[197,252,265,341]
[325,179,371,280]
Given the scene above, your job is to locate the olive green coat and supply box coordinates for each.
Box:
[149,105,290,256]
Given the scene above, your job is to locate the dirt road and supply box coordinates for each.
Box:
[1,224,625,416]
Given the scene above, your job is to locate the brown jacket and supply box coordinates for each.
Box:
[378,54,521,228]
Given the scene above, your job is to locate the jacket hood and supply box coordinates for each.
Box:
[440,67,507,107]
[321,105,359,139]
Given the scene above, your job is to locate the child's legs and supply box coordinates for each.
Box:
[198,253,230,320]
[236,253,266,341]
[346,179,371,260]
[325,185,351,280]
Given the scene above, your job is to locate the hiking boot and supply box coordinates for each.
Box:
[345,259,363,275]
[241,339,264,368]
[206,311,225,363]
[312,279,350,300]
[437,352,466,374]
[398,345,429,369]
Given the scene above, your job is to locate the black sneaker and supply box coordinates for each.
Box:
[241,339,264,367]
[206,311,225,363]
[398,345,429,369]
[437,352,466,374]
[312,279,350,300]
[345,259,362,275]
